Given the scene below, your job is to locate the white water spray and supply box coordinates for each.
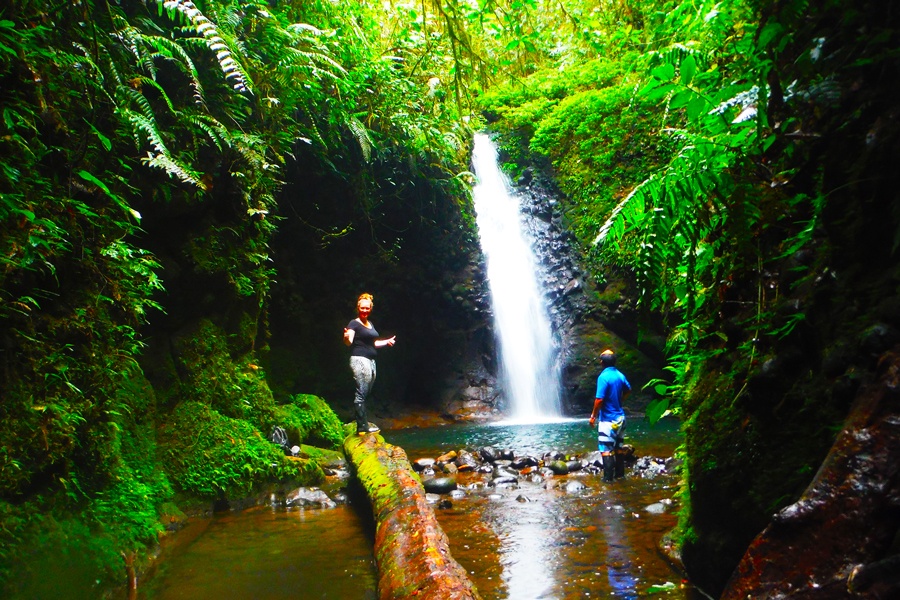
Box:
[471,133,563,422]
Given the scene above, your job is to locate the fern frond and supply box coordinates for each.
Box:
[142,152,205,189]
[182,114,230,152]
[119,107,169,155]
[156,0,253,94]
[347,116,374,163]
[142,34,205,105]
[134,76,178,114]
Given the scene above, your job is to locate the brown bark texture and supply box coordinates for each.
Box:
[343,432,483,600]
[721,347,900,599]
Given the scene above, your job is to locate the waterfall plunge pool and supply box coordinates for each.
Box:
[140,418,705,600]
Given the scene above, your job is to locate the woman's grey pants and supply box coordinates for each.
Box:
[350,356,376,430]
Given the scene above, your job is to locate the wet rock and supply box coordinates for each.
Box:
[548,460,569,475]
[633,456,668,478]
[539,467,556,478]
[544,450,566,462]
[479,446,500,463]
[510,455,539,469]
[436,450,458,463]
[450,489,467,500]
[412,458,436,471]
[455,450,479,471]
[423,476,458,494]
[582,451,605,467]
[424,493,442,504]
[442,462,459,474]
[285,487,336,508]
[490,475,519,487]
[437,499,453,509]
[645,502,667,514]
[565,480,587,493]
[566,460,583,472]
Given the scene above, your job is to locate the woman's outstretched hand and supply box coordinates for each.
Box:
[376,335,396,348]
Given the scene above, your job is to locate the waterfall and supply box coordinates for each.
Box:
[471,133,563,422]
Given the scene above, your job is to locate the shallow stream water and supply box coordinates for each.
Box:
[140,418,702,599]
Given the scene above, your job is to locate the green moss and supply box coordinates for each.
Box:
[0,507,125,600]
[173,319,277,427]
[158,401,322,498]
[275,394,345,450]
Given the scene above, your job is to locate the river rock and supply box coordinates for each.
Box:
[450,489,467,499]
[480,446,500,463]
[582,451,604,467]
[645,502,667,514]
[455,450,479,471]
[423,476,458,494]
[490,475,518,487]
[548,460,569,475]
[437,450,458,463]
[565,480,587,493]
[425,493,442,504]
[544,450,565,462]
[566,460,582,472]
[285,487,336,508]
[511,455,539,469]
[413,457,436,471]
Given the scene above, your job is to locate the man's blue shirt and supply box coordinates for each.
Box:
[595,366,630,421]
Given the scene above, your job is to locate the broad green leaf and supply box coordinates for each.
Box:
[86,120,112,152]
[686,96,708,121]
[77,170,113,197]
[680,54,697,84]
[669,90,693,110]
[651,63,676,81]
[646,398,670,424]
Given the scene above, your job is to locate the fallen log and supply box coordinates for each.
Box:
[343,430,482,600]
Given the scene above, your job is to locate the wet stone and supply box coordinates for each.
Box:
[413,458,436,472]
[423,476,458,494]
[565,480,588,494]
[548,460,569,475]
[285,487,336,509]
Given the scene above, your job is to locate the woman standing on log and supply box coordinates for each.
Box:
[343,293,396,435]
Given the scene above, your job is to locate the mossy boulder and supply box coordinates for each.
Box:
[158,402,322,498]
[274,394,344,450]
[167,319,277,427]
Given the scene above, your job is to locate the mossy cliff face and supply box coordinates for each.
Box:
[676,4,900,592]
[263,142,491,421]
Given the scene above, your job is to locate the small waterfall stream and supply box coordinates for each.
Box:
[471,133,563,422]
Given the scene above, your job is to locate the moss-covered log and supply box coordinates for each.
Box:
[343,432,482,600]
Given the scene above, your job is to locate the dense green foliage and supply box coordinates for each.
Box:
[477,0,899,593]
[1,0,474,595]
[2,0,897,595]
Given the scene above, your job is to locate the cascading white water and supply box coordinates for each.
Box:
[471,133,563,422]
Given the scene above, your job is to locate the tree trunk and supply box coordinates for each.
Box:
[343,432,482,600]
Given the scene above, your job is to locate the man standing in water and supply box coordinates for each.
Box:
[589,349,631,482]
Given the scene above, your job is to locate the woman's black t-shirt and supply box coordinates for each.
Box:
[347,320,379,359]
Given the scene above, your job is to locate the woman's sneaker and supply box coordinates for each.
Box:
[357,422,381,435]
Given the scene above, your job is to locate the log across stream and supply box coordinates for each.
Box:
[343,430,483,600]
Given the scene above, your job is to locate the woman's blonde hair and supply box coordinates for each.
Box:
[357,293,374,308]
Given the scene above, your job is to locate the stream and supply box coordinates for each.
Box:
[139,418,704,599]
